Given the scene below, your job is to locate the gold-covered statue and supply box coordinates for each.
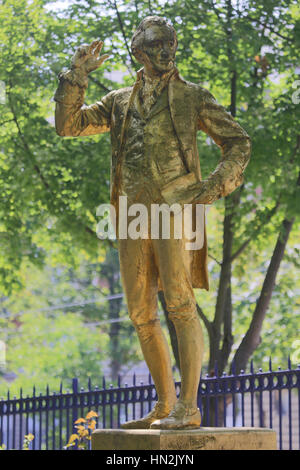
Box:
[54,16,251,430]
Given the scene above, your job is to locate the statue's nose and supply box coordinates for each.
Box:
[161,48,170,59]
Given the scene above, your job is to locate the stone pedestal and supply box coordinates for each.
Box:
[91,427,277,450]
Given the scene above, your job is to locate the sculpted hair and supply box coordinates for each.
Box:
[131,16,177,57]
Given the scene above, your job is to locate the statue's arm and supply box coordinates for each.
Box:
[195,88,251,203]
[54,40,113,137]
[54,70,114,137]
[161,87,251,207]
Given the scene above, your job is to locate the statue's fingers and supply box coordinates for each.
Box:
[94,41,104,56]
[88,40,99,54]
[79,44,90,55]
[98,54,110,65]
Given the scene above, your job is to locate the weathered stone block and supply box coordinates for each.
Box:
[91,427,277,450]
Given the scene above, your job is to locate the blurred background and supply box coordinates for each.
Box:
[0,0,299,400]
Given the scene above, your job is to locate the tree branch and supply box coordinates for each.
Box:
[196,303,212,336]
[230,199,281,262]
[242,14,293,43]
[220,283,234,372]
[111,0,136,71]
[7,90,51,191]
[231,135,299,262]
[89,75,112,93]
[208,252,222,265]
[0,118,15,127]
[233,214,295,373]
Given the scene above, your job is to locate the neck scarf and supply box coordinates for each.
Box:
[139,67,177,115]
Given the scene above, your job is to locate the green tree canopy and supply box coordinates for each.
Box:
[0,0,299,394]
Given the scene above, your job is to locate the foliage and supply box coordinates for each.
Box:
[0,250,143,396]
[23,434,35,450]
[0,433,34,450]
[0,0,299,393]
[64,410,98,450]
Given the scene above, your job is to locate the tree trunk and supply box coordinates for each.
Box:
[233,216,295,373]
[209,192,237,374]
[208,0,238,377]
[108,274,123,382]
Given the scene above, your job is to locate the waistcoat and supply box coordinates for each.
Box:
[120,87,187,205]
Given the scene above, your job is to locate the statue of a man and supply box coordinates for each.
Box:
[54,16,251,430]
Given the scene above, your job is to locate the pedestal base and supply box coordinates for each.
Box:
[91,427,277,450]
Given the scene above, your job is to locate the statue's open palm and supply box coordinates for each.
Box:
[71,40,110,74]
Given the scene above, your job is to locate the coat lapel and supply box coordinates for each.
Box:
[168,76,202,180]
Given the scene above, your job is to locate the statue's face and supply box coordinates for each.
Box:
[141,24,177,73]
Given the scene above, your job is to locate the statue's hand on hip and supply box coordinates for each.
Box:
[70,40,110,75]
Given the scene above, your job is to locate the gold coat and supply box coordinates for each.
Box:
[54,67,251,290]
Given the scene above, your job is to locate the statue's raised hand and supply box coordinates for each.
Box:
[71,40,110,75]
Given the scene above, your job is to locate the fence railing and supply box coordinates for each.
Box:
[0,361,299,450]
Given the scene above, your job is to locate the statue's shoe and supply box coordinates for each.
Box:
[150,401,201,430]
[120,401,174,429]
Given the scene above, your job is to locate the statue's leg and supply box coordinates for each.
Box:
[150,234,204,429]
[118,237,177,429]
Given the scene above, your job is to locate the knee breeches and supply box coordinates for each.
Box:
[119,234,197,331]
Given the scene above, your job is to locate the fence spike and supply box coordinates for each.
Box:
[288,355,291,370]
[2,363,299,451]
[60,381,63,394]
[269,357,272,371]
[250,360,254,374]
[88,377,91,391]
[118,375,121,388]
[133,373,136,386]
[214,361,219,377]
[102,376,106,389]
[72,378,78,394]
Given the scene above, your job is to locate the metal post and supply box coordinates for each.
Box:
[72,378,78,450]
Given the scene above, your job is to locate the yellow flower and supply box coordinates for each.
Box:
[74,418,86,424]
[88,420,96,430]
[66,433,79,447]
[85,410,98,419]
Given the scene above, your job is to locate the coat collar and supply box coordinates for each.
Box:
[135,66,181,83]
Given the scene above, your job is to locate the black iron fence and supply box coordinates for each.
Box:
[0,360,299,450]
